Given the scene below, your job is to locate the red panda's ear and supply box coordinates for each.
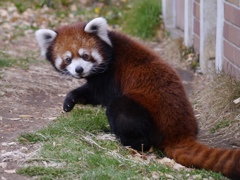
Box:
[35,29,57,58]
[84,17,112,47]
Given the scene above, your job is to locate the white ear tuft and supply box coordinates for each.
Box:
[84,17,112,47]
[35,29,57,58]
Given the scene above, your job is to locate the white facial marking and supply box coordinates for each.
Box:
[63,51,72,59]
[55,55,63,70]
[66,58,93,78]
[78,48,85,56]
[91,49,103,64]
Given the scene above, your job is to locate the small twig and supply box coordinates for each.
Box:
[81,136,107,150]
[62,127,107,150]
[22,158,52,163]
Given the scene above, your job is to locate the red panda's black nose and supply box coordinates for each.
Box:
[75,67,84,74]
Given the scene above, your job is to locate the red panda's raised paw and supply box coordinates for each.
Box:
[63,93,76,112]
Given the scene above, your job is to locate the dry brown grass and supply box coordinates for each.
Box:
[193,73,240,147]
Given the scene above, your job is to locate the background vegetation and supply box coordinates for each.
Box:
[1,0,162,39]
[122,0,162,39]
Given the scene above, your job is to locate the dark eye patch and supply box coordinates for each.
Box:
[65,57,72,64]
[82,54,90,61]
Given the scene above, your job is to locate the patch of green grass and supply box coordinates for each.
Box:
[17,106,226,179]
[0,52,14,68]
[0,59,13,68]
[17,166,68,178]
[0,51,36,69]
[123,0,162,39]
[18,132,48,144]
[210,119,232,133]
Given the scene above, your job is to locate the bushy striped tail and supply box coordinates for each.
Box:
[164,139,240,179]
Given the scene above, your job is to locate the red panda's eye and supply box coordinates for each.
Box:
[65,57,72,64]
[82,54,90,61]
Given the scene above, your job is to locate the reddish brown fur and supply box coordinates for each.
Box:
[52,24,102,67]
[55,24,97,54]
[108,31,240,179]
[165,140,240,178]
[46,23,240,179]
[110,32,198,146]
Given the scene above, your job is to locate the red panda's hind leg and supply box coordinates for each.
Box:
[106,96,161,151]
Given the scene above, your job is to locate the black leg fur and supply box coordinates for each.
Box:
[106,96,158,151]
[63,83,100,112]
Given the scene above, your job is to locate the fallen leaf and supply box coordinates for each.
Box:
[148,146,154,153]
[58,94,65,97]
[158,157,175,167]
[1,142,7,146]
[141,154,147,160]
[21,147,28,152]
[152,172,160,179]
[1,176,7,180]
[9,118,21,121]
[19,115,33,118]
[1,142,16,146]
[192,174,202,179]
[4,169,16,174]
[127,147,139,155]
[70,4,77,11]
[8,142,16,146]
[233,97,240,104]
[43,161,48,167]
[48,117,57,120]
[173,163,185,171]
[165,174,174,179]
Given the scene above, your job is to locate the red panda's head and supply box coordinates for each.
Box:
[35,17,112,78]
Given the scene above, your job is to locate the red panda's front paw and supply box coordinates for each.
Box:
[63,95,76,112]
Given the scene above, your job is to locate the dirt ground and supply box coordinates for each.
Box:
[0,32,84,179]
[0,3,240,180]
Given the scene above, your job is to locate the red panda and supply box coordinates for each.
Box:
[35,17,240,179]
